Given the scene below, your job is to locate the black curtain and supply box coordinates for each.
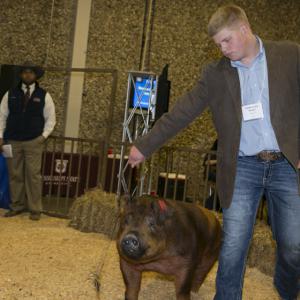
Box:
[0,65,21,101]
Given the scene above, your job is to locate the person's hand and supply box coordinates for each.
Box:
[0,138,3,153]
[298,160,300,169]
[128,146,145,167]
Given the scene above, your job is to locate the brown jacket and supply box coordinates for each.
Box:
[135,41,300,208]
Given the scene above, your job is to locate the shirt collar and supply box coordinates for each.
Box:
[231,35,264,68]
[21,82,36,92]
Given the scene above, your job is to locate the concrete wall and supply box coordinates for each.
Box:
[0,0,77,136]
[81,0,146,142]
[1,0,299,149]
[83,0,300,149]
[148,0,300,149]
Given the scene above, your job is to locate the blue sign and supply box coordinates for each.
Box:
[133,77,156,109]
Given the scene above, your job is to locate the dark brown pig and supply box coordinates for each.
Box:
[116,195,222,300]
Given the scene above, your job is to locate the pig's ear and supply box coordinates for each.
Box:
[119,193,135,213]
[151,199,174,223]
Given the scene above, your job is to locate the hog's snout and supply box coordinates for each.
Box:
[122,234,139,249]
[121,232,144,259]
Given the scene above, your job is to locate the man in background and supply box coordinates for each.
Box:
[0,62,56,221]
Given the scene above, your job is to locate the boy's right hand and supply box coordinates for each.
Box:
[128,146,145,167]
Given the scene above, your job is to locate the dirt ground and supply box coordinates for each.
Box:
[0,209,290,300]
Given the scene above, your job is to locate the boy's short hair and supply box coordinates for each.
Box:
[208,5,249,37]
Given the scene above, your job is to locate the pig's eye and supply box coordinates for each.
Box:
[124,214,133,225]
[146,217,156,230]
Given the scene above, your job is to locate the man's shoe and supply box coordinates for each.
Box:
[29,212,41,221]
[4,210,23,217]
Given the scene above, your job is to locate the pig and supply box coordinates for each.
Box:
[116,195,222,300]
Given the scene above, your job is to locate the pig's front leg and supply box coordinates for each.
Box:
[174,263,195,300]
[120,258,142,300]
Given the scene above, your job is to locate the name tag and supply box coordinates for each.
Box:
[33,97,41,102]
[242,102,264,121]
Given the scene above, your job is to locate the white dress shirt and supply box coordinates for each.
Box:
[0,83,56,139]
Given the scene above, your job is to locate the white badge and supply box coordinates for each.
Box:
[242,102,264,121]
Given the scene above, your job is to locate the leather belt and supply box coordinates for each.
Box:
[256,151,283,161]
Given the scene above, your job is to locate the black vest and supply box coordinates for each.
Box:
[4,83,46,141]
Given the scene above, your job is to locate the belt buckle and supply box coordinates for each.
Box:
[257,151,280,161]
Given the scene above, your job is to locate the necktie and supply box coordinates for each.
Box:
[23,85,30,112]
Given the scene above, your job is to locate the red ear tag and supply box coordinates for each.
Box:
[158,199,167,212]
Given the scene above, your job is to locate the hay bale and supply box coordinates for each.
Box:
[248,221,276,277]
[69,188,119,238]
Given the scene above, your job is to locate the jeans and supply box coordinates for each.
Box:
[214,155,300,300]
